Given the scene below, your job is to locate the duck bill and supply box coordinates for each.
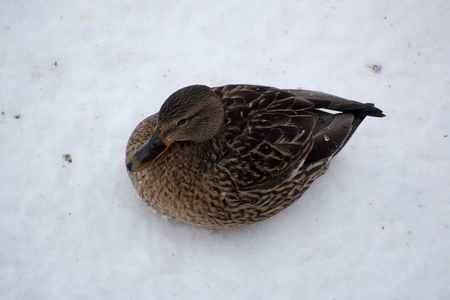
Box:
[126,130,173,172]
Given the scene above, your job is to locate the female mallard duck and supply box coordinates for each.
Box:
[126,85,384,228]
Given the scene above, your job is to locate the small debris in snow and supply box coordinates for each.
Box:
[63,154,73,163]
[368,64,382,74]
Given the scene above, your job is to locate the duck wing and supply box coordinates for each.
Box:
[213,85,316,190]
[212,85,384,191]
[285,89,384,164]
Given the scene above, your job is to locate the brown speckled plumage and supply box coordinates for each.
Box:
[126,85,384,228]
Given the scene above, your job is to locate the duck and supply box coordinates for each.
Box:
[125,84,384,228]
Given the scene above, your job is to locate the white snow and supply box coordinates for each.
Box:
[1,0,449,299]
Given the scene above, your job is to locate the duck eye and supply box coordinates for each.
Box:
[177,119,187,126]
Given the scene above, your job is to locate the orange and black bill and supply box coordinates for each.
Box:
[126,130,173,172]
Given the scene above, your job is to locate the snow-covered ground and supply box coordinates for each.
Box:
[1,1,449,299]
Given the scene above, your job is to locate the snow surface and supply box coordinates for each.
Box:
[1,1,449,299]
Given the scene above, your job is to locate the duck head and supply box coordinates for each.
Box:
[126,85,224,172]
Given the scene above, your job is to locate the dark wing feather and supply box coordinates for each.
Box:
[213,85,317,190]
[286,89,384,164]
[212,85,384,191]
[284,89,385,117]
